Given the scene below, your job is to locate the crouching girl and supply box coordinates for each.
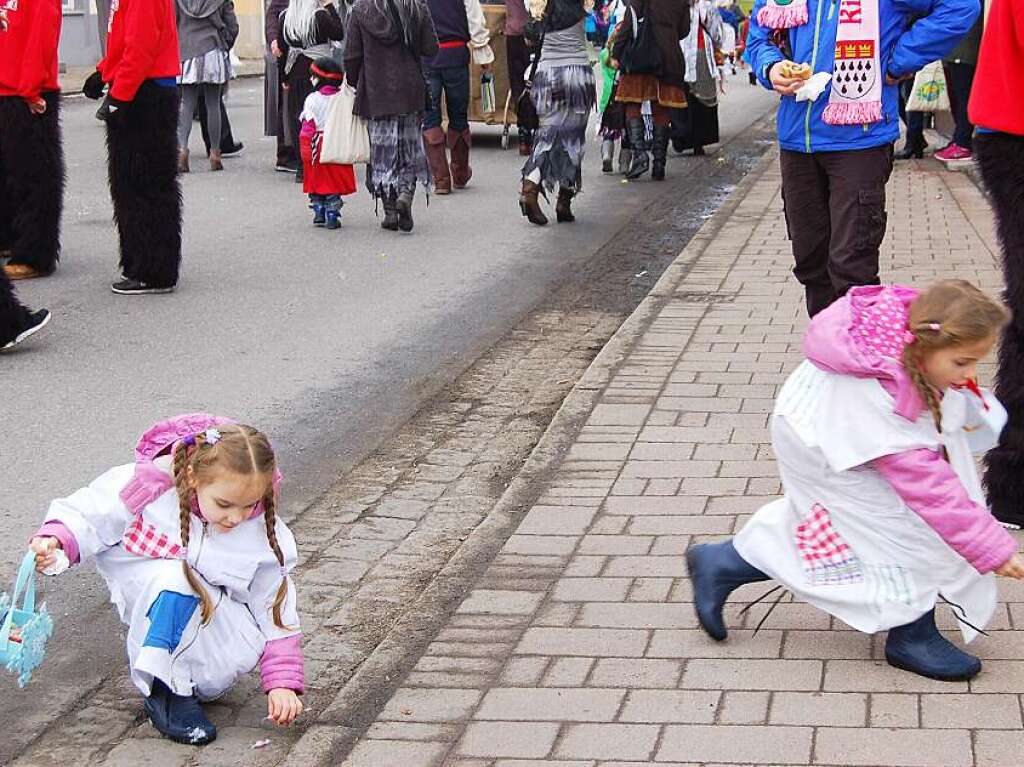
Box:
[688,281,1024,682]
[29,415,304,745]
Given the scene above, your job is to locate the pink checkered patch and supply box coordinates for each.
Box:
[796,504,863,585]
[123,516,184,560]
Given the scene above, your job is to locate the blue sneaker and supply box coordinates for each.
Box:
[325,210,340,230]
[312,204,326,227]
[144,679,218,745]
[885,609,982,682]
[687,540,770,641]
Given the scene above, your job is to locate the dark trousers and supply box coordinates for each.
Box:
[943,62,976,149]
[506,35,533,134]
[198,91,239,154]
[780,145,894,317]
[286,57,315,169]
[0,93,64,274]
[106,81,182,287]
[898,79,925,147]
[424,64,470,132]
[978,133,1024,525]
[0,271,31,345]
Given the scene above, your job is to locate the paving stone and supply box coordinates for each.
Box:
[617,690,719,723]
[646,629,783,659]
[459,590,545,616]
[577,603,698,629]
[343,740,449,767]
[543,658,596,687]
[504,535,580,556]
[476,688,625,722]
[975,730,1024,767]
[657,725,812,764]
[552,578,633,602]
[868,693,919,728]
[920,693,1022,729]
[824,661,969,693]
[681,659,822,691]
[516,628,649,657]
[578,535,654,556]
[380,689,483,722]
[554,724,659,761]
[500,657,550,686]
[814,728,973,767]
[518,507,600,536]
[716,691,769,724]
[457,722,560,759]
[770,692,867,726]
[587,659,682,688]
[604,497,708,516]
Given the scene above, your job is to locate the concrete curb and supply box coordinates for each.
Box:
[296,143,782,765]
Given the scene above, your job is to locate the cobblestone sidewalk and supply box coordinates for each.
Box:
[336,153,1024,767]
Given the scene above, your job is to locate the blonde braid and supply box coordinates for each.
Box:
[173,439,215,624]
[261,488,293,630]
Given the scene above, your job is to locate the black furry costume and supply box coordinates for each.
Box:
[979,132,1024,526]
[105,82,182,288]
[0,92,65,274]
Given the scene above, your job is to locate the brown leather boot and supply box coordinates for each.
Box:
[447,128,472,188]
[178,148,190,174]
[519,179,548,226]
[209,150,224,172]
[422,127,451,194]
[555,188,575,223]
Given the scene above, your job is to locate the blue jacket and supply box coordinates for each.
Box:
[745,0,980,153]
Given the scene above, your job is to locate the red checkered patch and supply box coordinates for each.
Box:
[796,504,863,585]
[122,516,184,560]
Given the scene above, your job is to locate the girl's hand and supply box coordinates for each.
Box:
[29,536,62,573]
[267,688,303,725]
[768,62,805,96]
[996,552,1024,580]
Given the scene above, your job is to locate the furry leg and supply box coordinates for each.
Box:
[0,94,64,272]
[978,133,1024,526]
[106,83,182,287]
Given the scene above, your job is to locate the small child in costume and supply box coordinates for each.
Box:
[688,281,1024,682]
[598,28,629,174]
[28,415,305,745]
[299,57,357,230]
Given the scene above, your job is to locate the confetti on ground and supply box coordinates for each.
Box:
[251,739,272,750]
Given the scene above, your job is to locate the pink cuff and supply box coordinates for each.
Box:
[33,520,81,565]
[260,634,305,694]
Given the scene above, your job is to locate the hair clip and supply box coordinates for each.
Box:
[926,323,941,332]
[903,331,916,345]
[205,428,222,445]
[182,435,197,447]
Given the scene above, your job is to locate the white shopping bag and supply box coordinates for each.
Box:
[320,84,371,165]
[906,61,950,113]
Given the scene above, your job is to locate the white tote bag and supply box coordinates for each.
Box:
[320,84,371,165]
[906,61,950,113]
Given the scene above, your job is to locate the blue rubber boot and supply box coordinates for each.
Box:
[686,540,770,641]
[144,679,218,745]
[312,204,326,227]
[325,195,342,230]
[885,609,982,681]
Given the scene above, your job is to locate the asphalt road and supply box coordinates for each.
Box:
[1,70,776,757]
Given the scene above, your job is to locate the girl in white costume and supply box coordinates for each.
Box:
[28,415,305,744]
[688,281,1024,682]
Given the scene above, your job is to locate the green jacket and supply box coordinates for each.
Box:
[599,47,616,113]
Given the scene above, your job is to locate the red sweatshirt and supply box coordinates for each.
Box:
[0,0,62,103]
[98,0,180,101]
[968,0,1024,136]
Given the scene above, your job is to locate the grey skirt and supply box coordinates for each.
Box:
[180,49,232,86]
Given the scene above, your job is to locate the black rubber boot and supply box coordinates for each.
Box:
[624,117,650,180]
[651,125,671,181]
[144,679,218,745]
[885,609,982,681]
[396,189,415,232]
[687,540,770,641]
[895,136,928,160]
[381,191,400,231]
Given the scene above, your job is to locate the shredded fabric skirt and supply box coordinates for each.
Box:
[366,113,432,198]
[179,49,232,85]
[615,74,687,109]
[522,64,596,192]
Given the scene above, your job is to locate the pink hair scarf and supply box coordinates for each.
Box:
[758,0,882,126]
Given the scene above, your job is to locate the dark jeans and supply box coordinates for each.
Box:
[424,64,470,132]
[898,79,925,147]
[943,61,976,149]
[780,145,894,317]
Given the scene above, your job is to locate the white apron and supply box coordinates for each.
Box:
[734,361,1005,641]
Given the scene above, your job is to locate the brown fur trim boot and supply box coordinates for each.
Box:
[519,179,548,226]
[423,127,451,194]
[447,128,472,189]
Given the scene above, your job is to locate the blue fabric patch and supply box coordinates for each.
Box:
[151,78,178,88]
[143,591,200,651]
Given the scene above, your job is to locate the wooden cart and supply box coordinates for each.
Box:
[467,0,518,149]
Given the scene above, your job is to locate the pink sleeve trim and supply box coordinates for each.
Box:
[34,520,81,565]
[259,634,305,694]
[873,449,1017,574]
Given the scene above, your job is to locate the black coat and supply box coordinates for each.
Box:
[611,0,690,87]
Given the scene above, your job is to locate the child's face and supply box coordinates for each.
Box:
[920,336,995,391]
[190,468,268,533]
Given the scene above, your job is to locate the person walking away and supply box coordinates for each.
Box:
[611,0,690,181]
[0,0,64,283]
[344,0,438,232]
[299,57,357,228]
[279,0,344,185]
[421,0,494,194]
[28,416,306,744]
[971,0,1024,529]
[598,27,627,173]
[688,281,1024,683]
[198,88,244,158]
[505,0,536,156]
[267,0,299,172]
[82,0,183,295]
[674,0,723,156]
[746,0,979,317]
[176,0,239,173]
[518,0,596,225]
[935,18,982,167]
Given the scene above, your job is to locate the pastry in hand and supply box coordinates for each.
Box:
[779,61,813,81]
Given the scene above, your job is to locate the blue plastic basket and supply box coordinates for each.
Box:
[0,552,54,687]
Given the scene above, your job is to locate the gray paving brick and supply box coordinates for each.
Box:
[515,628,649,657]
[657,725,812,764]
[770,692,867,726]
[554,724,659,761]
[457,722,560,759]
[814,727,973,767]
[476,688,624,722]
[681,659,822,691]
